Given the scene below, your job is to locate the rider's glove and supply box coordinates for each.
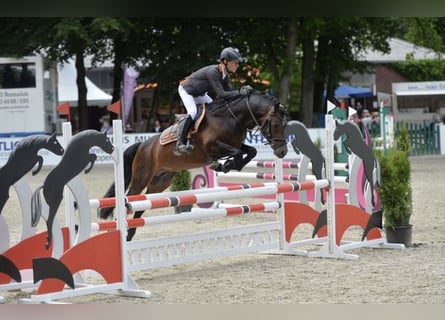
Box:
[239,85,253,96]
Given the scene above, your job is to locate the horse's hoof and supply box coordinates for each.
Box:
[208,162,223,171]
[222,160,234,173]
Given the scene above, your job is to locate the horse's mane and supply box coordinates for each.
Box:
[207,91,277,116]
[12,135,48,153]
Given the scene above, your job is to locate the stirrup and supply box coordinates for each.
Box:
[174,142,187,156]
[185,140,194,153]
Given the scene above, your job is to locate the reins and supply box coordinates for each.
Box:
[226,95,287,147]
[227,96,263,133]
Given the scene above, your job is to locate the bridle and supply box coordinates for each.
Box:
[227,96,288,150]
[260,103,288,150]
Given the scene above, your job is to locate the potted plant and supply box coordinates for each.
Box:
[170,169,193,214]
[376,126,413,247]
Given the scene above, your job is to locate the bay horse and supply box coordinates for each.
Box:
[99,91,288,241]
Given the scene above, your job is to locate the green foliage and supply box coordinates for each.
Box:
[170,170,191,192]
[396,125,411,154]
[376,127,412,229]
[388,59,445,82]
[3,17,442,129]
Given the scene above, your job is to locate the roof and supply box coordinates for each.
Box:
[58,59,112,106]
[357,38,442,63]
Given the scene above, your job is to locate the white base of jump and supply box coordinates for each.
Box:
[126,222,282,271]
[125,219,336,271]
[306,237,405,260]
[19,281,151,304]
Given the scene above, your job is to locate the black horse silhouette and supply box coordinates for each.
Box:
[285,120,326,204]
[333,120,379,206]
[0,133,64,214]
[31,130,114,249]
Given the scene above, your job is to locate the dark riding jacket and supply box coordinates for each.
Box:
[180,64,240,100]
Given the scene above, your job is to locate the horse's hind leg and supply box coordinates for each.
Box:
[126,171,177,241]
[126,209,144,241]
[44,202,61,249]
[0,189,9,214]
[363,158,375,206]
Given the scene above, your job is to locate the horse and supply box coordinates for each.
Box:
[333,120,380,206]
[31,130,114,249]
[99,91,289,241]
[0,133,64,214]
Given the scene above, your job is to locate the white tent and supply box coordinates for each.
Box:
[58,59,112,106]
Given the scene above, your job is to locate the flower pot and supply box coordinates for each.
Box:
[385,224,413,248]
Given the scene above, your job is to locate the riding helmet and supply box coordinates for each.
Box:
[220,47,243,62]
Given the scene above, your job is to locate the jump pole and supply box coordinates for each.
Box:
[88,182,283,210]
[126,180,329,212]
[90,201,282,232]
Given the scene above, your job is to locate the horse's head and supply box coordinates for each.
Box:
[333,120,348,141]
[97,132,114,154]
[333,119,358,141]
[78,130,114,154]
[46,132,65,156]
[260,102,288,158]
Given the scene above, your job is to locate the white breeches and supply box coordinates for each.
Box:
[178,85,212,120]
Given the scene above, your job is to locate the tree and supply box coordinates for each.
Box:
[0,18,114,130]
[403,17,445,55]
[304,18,397,127]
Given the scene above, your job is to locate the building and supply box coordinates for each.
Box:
[344,38,444,123]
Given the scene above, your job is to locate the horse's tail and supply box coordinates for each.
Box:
[98,142,142,219]
[31,185,44,227]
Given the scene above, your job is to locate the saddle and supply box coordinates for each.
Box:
[159,104,206,146]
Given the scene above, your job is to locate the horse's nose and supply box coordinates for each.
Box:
[274,145,288,159]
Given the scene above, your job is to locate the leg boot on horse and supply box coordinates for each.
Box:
[174,115,194,155]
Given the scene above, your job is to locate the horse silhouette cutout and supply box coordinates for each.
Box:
[0,133,64,214]
[31,130,114,249]
[98,91,289,241]
[285,120,326,204]
[333,120,380,206]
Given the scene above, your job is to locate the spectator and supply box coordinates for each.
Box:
[151,120,163,133]
[360,109,373,129]
[100,116,113,134]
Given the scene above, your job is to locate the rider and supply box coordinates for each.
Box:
[174,47,252,155]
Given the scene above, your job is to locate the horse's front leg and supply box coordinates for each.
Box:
[84,154,97,174]
[207,141,244,172]
[224,143,257,172]
[32,156,44,176]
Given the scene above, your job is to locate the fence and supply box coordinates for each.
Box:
[366,120,441,156]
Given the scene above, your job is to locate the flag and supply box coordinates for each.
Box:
[107,99,121,116]
[327,100,336,113]
[56,102,71,121]
[123,66,140,126]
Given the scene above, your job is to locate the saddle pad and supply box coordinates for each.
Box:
[159,105,207,146]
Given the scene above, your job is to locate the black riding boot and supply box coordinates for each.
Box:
[174,115,194,156]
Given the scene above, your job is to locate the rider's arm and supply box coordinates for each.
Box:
[207,67,240,100]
